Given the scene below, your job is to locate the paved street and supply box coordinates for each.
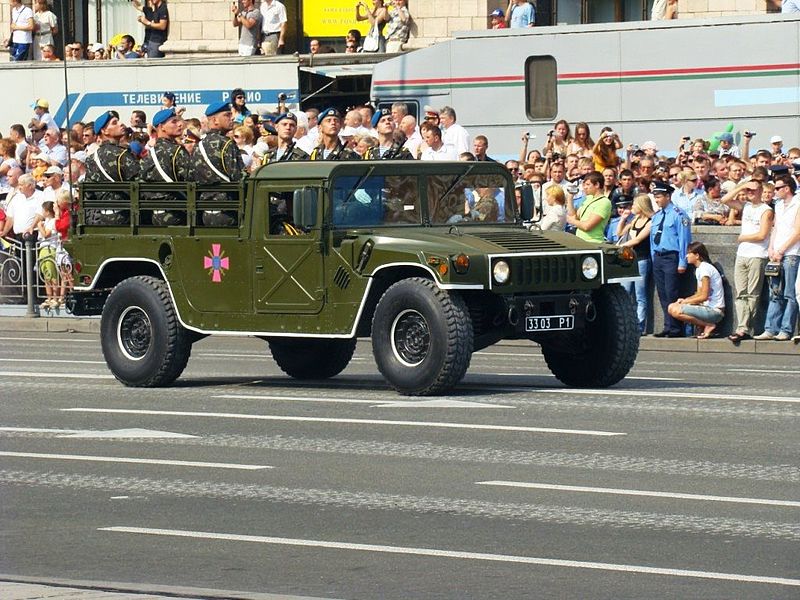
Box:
[0,331,798,599]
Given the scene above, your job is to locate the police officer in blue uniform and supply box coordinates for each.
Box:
[650,181,692,337]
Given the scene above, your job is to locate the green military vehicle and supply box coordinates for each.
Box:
[67,160,640,395]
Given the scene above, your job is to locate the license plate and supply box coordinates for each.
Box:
[525,315,574,332]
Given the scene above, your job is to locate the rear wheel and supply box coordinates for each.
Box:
[542,284,638,388]
[100,276,192,387]
[371,277,473,395]
[268,338,357,379]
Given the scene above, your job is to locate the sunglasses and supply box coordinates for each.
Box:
[774,184,787,190]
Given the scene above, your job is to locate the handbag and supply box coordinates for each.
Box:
[363,24,380,52]
[764,261,782,278]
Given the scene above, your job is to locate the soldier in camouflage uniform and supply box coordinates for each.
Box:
[262,112,309,164]
[363,108,414,160]
[189,101,245,227]
[308,108,360,161]
[84,111,141,225]
[139,107,192,226]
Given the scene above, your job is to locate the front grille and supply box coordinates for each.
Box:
[470,231,567,252]
[510,255,581,286]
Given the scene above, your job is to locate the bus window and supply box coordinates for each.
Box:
[524,56,557,121]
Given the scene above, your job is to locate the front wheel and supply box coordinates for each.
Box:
[101,276,192,387]
[541,284,639,388]
[371,277,473,396]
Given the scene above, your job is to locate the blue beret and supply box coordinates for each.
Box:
[93,111,113,135]
[205,101,231,117]
[318,108,342,122]
[371,108,391,129]
[152,108,176,127]
[769,164,789,174]
[274,112,297,125]
[651,182,674,196]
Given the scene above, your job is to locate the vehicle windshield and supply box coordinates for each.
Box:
[332,174,421,228]
[427,173,515,225]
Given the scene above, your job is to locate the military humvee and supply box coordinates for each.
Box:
[67,160,640,395]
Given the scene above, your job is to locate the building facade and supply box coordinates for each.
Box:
[0,0,774,57]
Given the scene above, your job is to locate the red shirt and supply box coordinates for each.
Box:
[55,210,70,242]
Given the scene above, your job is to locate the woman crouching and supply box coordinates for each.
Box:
[667,241,726,339]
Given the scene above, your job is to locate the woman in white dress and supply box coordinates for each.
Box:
[33,0,58,61]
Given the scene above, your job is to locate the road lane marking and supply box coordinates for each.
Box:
[0,451,270,470]
[98,526,800,587]
[61,408,624,436]
[0,427,197,439]
[0,336,95,343]
[0,358,106,365]
[215,394,512,409]
[537,388,800,404]
[0,427,82,434]
[729,368,800,375]
[0,371,114,380]
[475,481,800,508]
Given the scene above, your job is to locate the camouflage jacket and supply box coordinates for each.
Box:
[308,141,360,161]
[363,142,414,160]
[263,141,309,164]
[139,138,191,183]
[85,141,140,183]
[189,130,245,183]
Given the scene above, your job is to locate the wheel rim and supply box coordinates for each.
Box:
[117,305,152,361]
[390,309,431,367]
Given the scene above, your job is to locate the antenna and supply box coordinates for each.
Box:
[58,0,72,179]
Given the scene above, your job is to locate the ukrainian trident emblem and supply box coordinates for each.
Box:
[203,243,229,283]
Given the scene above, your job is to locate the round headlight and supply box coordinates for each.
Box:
[582,256,599,280]
[493,260,510,284]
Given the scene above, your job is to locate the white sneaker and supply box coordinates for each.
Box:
[775,332,791,341]
[753,331,776,340]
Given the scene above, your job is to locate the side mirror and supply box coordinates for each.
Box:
[518,184,540,222]
[293,187,318,229]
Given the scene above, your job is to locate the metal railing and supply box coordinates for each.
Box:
[0,236,74,316]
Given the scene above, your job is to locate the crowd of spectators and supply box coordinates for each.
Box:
[0,92,798,337]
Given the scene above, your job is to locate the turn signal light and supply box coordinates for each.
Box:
[617,246,636,264]
[452,253,470,274]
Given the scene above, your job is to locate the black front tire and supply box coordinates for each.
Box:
[371,277,473,396]
[542,284,639,388]
[269,338,357,379]
[101,276,192,387]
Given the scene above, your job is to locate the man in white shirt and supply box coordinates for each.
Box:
[42,166,71,204]
[420,125,457,161]
[260,0,287,56]
[1,174,44,237]
[30,128,68,168]
[439,106,470,155]
[400,115,422,158]
[6,0,34,61]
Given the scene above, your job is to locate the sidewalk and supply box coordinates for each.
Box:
[0,313,798,356]
[0,577,335,600]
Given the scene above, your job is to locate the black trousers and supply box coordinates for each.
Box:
[653,251,681,334]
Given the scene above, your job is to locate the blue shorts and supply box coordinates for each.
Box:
[680,303,724,324]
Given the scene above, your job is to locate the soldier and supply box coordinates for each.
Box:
[139,107,191,226]
[308,108,360,161]
[262,112,309,163]
[190,101,244,226]
[363,108,414,160]
[84,110,141,225]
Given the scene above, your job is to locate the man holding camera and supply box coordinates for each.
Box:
[132,0,169,58]
[232,0,261,56]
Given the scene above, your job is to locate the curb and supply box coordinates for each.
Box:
[0,315,798,355]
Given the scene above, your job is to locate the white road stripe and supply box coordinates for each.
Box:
[0,451,270,470]
[0,427,82,434]
[0,358,106,365]
[61,408,624,436]
[729,368,800,375]
[475,481,800,508]
[0,336,95,343]
[0,371,114,380]
[98,527,800,587]
[539,388,800,404]
[215,394,376,404]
